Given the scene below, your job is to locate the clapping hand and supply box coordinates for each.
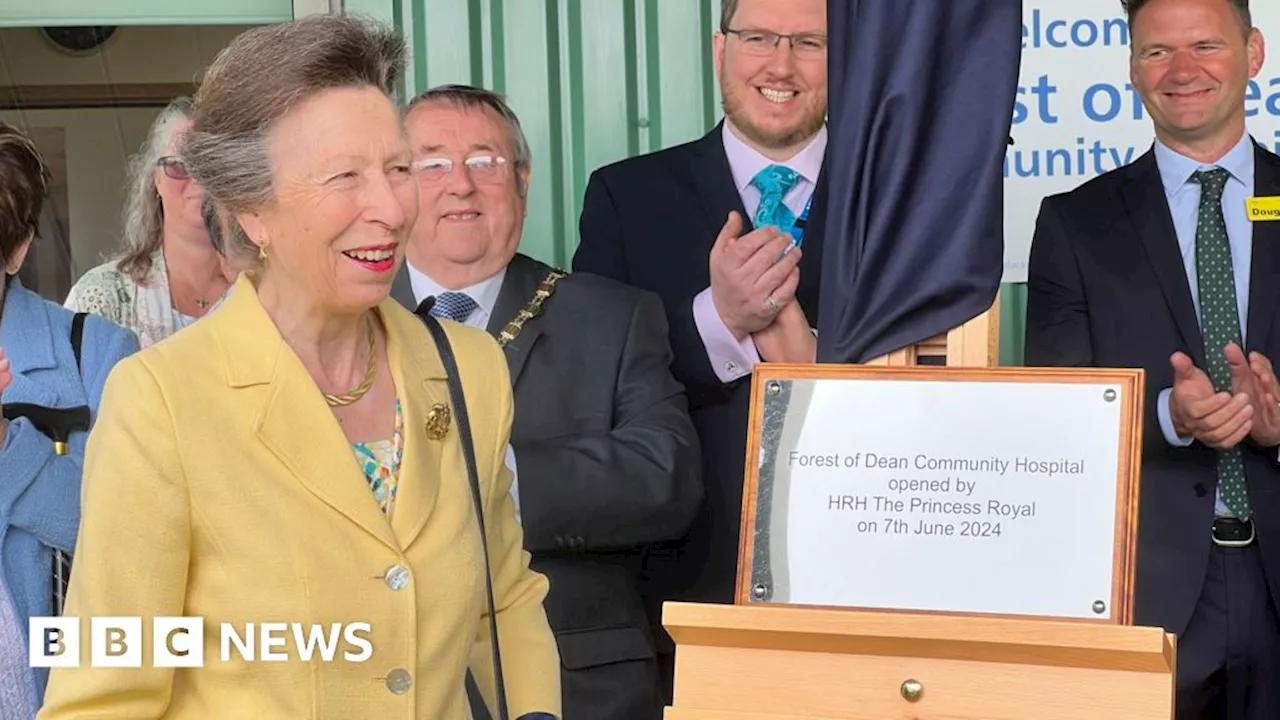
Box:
[1168,350,1253,449]
[753,300,816,364]
[709,211,801,340]
[1228,344,1280,447]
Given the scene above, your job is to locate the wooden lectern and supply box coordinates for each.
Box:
[662,300,1177,719]
[662,602,1175,720]
[866,295,1001,367]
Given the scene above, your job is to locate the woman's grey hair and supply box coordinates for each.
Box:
[200,195,223,256]
[405,84,533,198]
[181,14,407,273]
[115,96,193,284]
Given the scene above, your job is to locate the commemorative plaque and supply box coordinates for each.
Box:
[736,365,1144,623]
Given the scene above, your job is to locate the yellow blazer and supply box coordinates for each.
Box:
[38,276,561,719]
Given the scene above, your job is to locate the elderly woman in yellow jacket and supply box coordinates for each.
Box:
[37,15,560,720]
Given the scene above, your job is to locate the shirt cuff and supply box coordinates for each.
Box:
[1157,387,1195,447]
[693,287,759,383]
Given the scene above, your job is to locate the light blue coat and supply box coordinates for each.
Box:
[0,279,138,706]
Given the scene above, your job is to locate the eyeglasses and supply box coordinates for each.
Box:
[723,28,828,58]
[157,156,190,181]
[411,155,509,184]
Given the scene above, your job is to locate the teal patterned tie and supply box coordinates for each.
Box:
[751,164,801,232]
[1191,168,1250,519]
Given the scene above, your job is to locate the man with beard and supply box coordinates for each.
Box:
[572,0,827,699]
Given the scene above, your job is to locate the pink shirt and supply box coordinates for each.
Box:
[693,121,827,382]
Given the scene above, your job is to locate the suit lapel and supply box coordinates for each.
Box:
[1121,150,1205,364]
[688,122,752,241]
[486,254,547,385]
[1,283,61,407]
[255,361,401,552]
[390,264,416,311]
[1247,146,1280,351]
[216,278,435,553]
[382,303,452,548]
[797,156,829,320]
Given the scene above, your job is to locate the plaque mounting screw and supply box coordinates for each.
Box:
[766,381,781,396]
[1103,389,1117,402]
[1092,600,1107,614]
[901,679,923,702]
[752,583,769,600]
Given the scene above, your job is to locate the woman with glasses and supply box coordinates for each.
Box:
[63,97,235,347]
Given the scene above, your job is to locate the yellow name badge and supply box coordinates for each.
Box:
[1246,197,1280,221]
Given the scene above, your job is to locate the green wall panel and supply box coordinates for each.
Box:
[999,283,1027,367]
[349,0,1032,364]
[0,0,291,26]
[353,0,722,268]
[0,0,1027,359]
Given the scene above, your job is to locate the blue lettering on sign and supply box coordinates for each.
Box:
[1012,75,1060,125]
[1004,138,1138,179]
[1021,9,1130,50]
[1246,78,1280,118]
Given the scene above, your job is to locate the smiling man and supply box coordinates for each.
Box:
[1026,1,1280,717]
[571,0,827,699]
[392,84,702,720]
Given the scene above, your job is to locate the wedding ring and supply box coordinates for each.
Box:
[766,295,780,314]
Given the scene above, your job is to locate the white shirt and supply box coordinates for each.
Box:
[406,261,506,328]
[403,260,522,523]
[724,121,827,218]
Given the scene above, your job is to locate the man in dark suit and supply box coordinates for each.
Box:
[571,0,827,691]
[394,84,702,720]
[1026,1,1280,717]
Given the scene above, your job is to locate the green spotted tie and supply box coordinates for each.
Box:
[1191,167,1250,520]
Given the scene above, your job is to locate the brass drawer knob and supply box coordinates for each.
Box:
[901,679,924,702]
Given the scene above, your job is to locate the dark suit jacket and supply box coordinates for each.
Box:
[1025,142,1280,636]
[572,123,827,610]
[393,254,702,719]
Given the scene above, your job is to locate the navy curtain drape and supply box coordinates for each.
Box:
[816,1,1023,363]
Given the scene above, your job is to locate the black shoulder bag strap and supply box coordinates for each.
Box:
[56,313,88,615]
[419,311,510,720]
[70,312,87,371]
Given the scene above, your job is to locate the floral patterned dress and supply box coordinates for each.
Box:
[352,400,405,518]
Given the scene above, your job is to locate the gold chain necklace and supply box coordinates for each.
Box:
[324,320,377,407]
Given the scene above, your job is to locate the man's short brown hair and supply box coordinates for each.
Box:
[720,0,740,32]
[1122,0,1251,37]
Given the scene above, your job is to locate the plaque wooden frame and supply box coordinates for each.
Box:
[662,305,1173,719]
[734,363,1145,624]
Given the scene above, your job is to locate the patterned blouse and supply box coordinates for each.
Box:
[352,400,405,518]
[64,249,224,348]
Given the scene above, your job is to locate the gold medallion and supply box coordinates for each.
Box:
[426,403,452,440]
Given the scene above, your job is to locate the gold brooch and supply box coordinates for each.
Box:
[425,403,452,440]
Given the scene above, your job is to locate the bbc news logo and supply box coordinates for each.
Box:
[29,618,373,668]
